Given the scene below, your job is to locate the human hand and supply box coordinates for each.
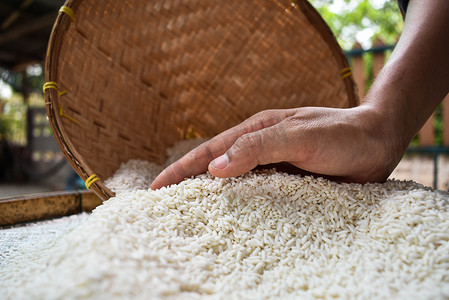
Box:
[152,0,449,190]
[151,104,405,189]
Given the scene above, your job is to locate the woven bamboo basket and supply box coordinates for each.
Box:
[45,0,359,200]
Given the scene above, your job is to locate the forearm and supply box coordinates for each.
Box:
[362,0,449,149]
[151,0,449,189]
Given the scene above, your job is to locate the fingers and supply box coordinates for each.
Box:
[150,109,295,189]
[208,122,290,178]
[150,144,213,190]
[150,123,252,189]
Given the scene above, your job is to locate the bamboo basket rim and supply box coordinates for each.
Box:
[45,0,111,199]
[44,0,359,200]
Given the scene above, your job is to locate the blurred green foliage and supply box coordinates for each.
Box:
[308,0,403,94]
[309,0,403,49]
[0,117,10,140]
[1,64,45,145]
[1,93,28,145]
[309,0,444,146]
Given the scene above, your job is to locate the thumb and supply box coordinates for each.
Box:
[208,124,288,178]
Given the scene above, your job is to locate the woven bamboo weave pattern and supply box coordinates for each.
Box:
[45,0,358,200]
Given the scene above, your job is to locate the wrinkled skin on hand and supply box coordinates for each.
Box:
[151,106,405,189]
[151,0,449,190]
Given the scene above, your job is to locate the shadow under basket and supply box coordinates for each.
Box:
[44,0,359,200]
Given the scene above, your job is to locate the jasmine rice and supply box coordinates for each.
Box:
[1,141,449,299]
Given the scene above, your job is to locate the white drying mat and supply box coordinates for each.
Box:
[0,213,90,266]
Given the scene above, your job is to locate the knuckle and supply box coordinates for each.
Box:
[239,133,262,149]
[203,146,214,161]
[252,110,269,119]
[232,132,264,163]
[187,143,214,162]
[218,132,236,150]
[246,111,277,132]
[172,160,188,178]
[187,148,203,162]
[259,110,284,128]
[162,165,179,184]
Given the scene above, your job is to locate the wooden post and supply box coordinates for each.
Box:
[372,37,385,80]
[443,93,449,146]
[351,42,365,101]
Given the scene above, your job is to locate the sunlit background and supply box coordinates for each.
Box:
[1,0,447,196]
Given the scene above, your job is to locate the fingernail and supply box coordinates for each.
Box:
[211,154,229,170]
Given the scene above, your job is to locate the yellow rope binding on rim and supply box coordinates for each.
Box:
[59,6,75,22]
[43,81,58,93]
[340,67,352,80]
[44,82,79,123]
[43,81,67,96]
[85,174,99,189]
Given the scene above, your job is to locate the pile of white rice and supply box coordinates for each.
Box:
[1,140,449,299]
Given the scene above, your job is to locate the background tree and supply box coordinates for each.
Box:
[309,0,404,49]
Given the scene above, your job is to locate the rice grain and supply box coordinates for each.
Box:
[1,140,449,299]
